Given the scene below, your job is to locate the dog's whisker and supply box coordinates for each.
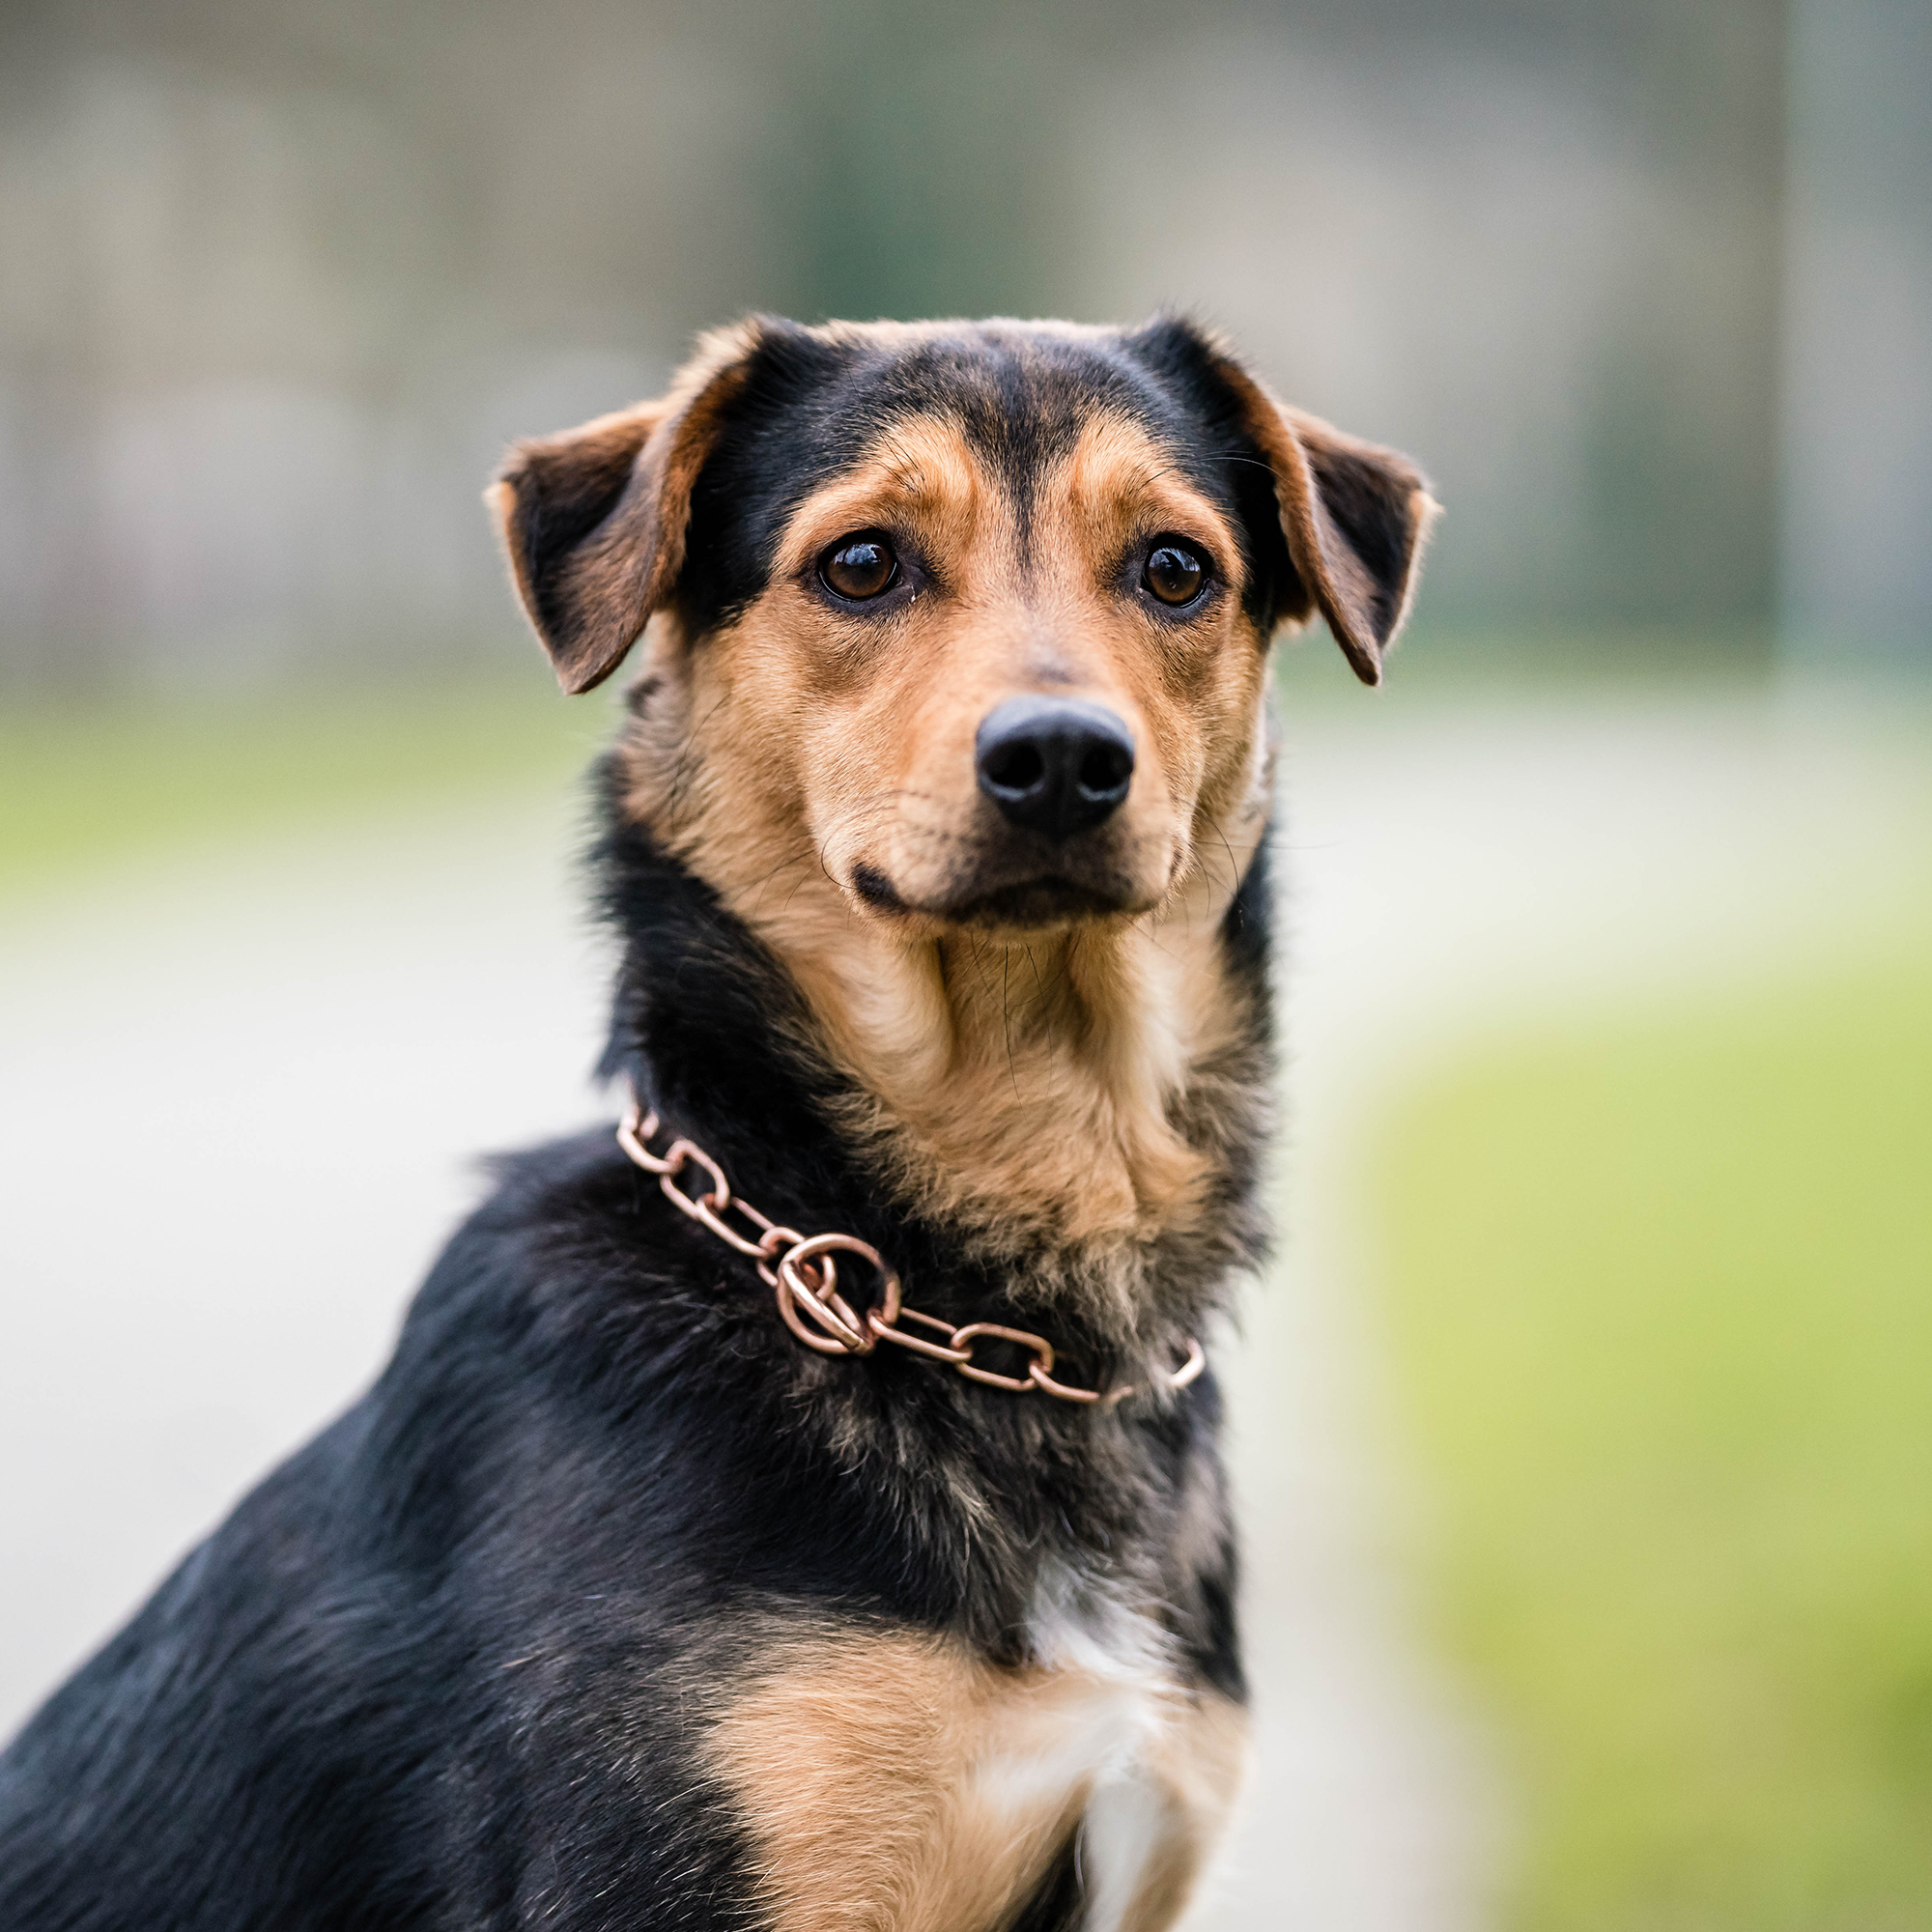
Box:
[746,845,819,916]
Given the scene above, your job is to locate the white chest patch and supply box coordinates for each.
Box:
[964,1561,1227,1932]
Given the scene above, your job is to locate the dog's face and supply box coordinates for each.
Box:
[680,374,1288,936]
[696,399,1263,931]
[492,318,1434,945]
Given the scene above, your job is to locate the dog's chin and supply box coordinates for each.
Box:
[851,862,1149,933]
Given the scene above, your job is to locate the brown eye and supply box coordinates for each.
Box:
[1143,541,1205,606]
[819,532,898,601]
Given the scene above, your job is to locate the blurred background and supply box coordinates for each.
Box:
[1,3,1928,1927]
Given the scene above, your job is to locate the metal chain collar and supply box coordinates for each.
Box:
[617,1101,1205,1406]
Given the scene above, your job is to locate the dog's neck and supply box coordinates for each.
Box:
[598,727,1275,1341]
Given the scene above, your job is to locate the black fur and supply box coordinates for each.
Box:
[677,316,1300,639]
[0,322,1282,1930]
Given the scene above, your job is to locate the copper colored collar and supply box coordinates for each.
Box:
[617,1100,1204,1406]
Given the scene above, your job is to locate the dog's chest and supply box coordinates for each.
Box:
[983,1572,1228,1931]
[704,1571,1246,1932]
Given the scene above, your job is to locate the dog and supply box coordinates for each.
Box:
[0,315,1433,1929]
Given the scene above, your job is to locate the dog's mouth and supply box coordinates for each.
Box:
[851,861,1142,931]
[937,875,1135,929]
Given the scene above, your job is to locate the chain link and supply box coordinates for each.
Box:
[616,1101,1205,1406]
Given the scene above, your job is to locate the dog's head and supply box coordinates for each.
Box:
[492,316,1433,1256]
[492,317,1434,942]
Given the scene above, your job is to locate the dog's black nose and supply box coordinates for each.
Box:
[975,696,1136,841]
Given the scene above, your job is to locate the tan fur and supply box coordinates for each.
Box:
[704,1621,1247,1932]
[619,411,1272,1291]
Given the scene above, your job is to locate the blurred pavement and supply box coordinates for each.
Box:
[3,685,1929,1927]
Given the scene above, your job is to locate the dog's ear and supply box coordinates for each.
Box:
[1264,400,1438,686]
[488,322,760,694]
[1219,362,1437,687]
[1137,322,1438,685]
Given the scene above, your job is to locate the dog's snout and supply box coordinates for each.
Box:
[975,696,1135,841]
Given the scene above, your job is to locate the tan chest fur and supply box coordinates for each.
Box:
[703,1586,1247,1932]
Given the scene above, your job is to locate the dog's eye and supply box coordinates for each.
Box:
[1143,541,1206,607]
[819,533,898,602]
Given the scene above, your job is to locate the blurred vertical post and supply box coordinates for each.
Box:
[1779,0,1932,670]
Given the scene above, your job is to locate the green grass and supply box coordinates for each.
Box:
[0,677,608,898]
[1374,942,1932,1931]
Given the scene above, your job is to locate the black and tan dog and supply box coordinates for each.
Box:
[0,316,1433,1929]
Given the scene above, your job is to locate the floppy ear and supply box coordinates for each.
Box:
[488,322,759,694]
[1207,351,1438,686]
